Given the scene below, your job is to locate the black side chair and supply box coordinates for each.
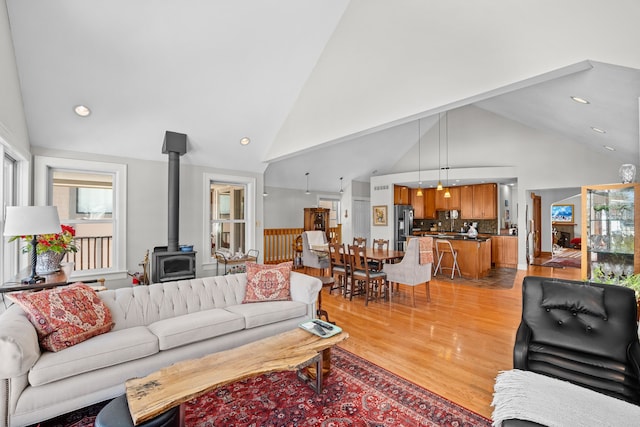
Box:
[498,276,640,426]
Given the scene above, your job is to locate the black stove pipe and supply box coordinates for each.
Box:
[162,131,187,253]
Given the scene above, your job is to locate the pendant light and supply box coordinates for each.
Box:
[416,119,423,197]
[339,176,344,194]
[437,112,443,191]
[305,172,310,195]
[443,112,451,198]
[262,169,269,197]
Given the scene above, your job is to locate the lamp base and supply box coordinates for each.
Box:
[21,275,46,284]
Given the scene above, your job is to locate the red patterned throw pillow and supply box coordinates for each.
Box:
[243,261,293,303]
[8,283,114,352]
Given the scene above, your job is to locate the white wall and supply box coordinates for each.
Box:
[0,0,30,158]
[263,186,343,229]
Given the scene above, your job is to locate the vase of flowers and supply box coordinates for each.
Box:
[36,251,66,274]
[10,224,78,274]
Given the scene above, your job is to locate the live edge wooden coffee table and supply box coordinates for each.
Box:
[125,328,349,425]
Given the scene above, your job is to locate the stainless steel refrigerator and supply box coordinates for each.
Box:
[394,205,413,251]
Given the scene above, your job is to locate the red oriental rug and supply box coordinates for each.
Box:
[35,347,491,427]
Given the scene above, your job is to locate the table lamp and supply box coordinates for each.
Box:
[3,206,61,284]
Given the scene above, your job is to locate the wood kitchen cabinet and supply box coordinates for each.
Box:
[491,235,518,268]
[423,188,437,219]
[472,183,497,219]
[411,188,437,219]
[411,188,424,218]
[460,185,474,218]
[394,185,410,205]
[435,186,460,211]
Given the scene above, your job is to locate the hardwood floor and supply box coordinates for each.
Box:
[317,264,581,420]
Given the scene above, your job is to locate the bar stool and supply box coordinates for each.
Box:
[434,239,461,279]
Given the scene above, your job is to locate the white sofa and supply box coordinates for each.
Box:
[0,271,322,427]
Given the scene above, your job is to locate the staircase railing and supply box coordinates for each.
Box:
[263,225,341,265]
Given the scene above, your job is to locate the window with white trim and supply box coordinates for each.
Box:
[203,173,255,265]
[34,156,127,280]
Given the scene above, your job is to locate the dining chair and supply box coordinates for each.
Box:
[369,238,390,271]
[328,242,348,296]
[352,237,367,247]
[434,239,461,279]
[347,244,387,305]
[383,237,433,306]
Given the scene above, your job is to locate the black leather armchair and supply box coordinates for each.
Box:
[499,276,640,426]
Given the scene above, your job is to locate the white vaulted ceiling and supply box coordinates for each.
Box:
[6,1,640,192]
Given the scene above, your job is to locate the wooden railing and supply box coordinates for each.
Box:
[263,225,342,265]
[63,236,112,271]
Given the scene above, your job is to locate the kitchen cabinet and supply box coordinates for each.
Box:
[411,188,424,219]
[394,185,410,205]
[435,186,460,211]
[491,235,518,268]
[433,236,491,279]
[460,186,474,219]
[423,188,437,219]
[581,183,640,281]
[472,183,497,219]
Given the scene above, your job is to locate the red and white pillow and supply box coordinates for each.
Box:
[8,283,114,352]
[243,261,293,303]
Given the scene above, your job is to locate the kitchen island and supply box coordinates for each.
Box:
[416,232,492,280]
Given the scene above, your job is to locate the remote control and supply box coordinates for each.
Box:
[313,324,327,336]
[313,320,334,331]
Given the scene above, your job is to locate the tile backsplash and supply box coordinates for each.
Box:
[414,212,498,235]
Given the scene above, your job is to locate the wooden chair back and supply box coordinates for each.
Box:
[347,244,368,273]
[328,242,346,268]
[353,237,367,247]
[372,239,389,252]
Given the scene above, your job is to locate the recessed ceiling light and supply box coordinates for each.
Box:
[239,137,251,146]
[74,105,91,117]
[591,127,606,134]
[603,145,615,151]
[571,96,590,104]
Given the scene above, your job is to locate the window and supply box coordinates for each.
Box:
[203,173,255,266]
[34,156,127,280]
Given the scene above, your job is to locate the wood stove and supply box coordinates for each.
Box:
[152,246,196,283]
[152,131,197,283]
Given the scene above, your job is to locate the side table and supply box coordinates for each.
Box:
[214,250,258,275]
[317,276,335,323]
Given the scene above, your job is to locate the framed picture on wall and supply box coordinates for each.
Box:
[551,204,574,223]
[373,205,387,226]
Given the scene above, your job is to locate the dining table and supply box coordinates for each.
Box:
[362,247,404,263]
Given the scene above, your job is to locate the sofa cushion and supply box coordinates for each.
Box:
[8,283,114,352]
[28,326,158,386]
[225,301,308,329]
[148,308,245,350]
[243,262,293,303]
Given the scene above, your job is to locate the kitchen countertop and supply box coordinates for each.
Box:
[415,231,492,242]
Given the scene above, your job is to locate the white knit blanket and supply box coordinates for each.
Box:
[491,369,640,427]
[305,230,326,248]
